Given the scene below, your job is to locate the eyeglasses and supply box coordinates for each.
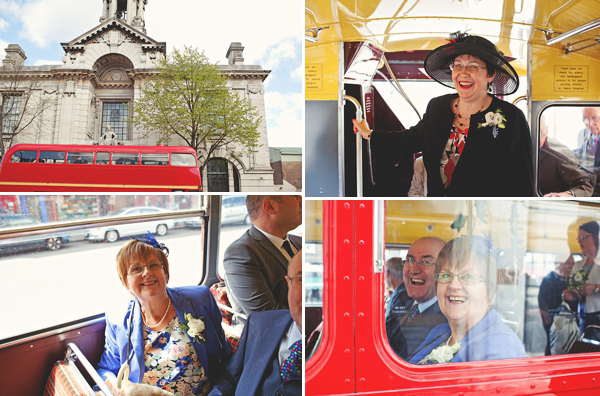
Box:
[576,234,592,243]
[128,262,163,276]
[583,116,600,125]
[286,276,302,286]
[450,64,487,73]
[436,272,486,285]
[404,257,436,267]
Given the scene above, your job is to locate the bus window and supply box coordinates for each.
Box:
[10,150,36,163]
[142,153,168,166]
[112,152,138,165]
[306,200,323,360]
[67,152,93,164]
[172,153,197,167]
[39,151,65,164]
[0,194,206,341]
[96,152,110,164]
[538,106,598,197]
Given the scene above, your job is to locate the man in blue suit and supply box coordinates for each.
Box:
[209,251,302,396]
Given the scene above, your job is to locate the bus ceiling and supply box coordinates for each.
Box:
[307,0,600,102]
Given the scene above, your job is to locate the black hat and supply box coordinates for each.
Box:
[579,221,599,237]
[424,33,519,95]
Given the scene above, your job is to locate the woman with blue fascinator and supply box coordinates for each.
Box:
[97,233,232,395]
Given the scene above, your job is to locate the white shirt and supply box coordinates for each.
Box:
[414,296,438,314]
[254,225,298,261]
[278,321,302,367]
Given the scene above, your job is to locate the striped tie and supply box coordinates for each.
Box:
[407,304,420,323]
[282,240,295,258]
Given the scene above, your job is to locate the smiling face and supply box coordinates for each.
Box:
[583,108,600,135]
[125,252,169,303]
[452,54,495,103]
[403,238,445,303]
[578,228,598,260]
[437,260,490,331]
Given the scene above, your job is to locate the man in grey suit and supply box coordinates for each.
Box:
[224,195,302,317]
[386,236,447,360]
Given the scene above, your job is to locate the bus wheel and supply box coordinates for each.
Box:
[105,230,119,243]
[156,224,168,236]
[46,237,62,250]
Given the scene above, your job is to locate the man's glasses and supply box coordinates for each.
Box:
[449,64,487,73]
[576,234,592,243]
[286,276,303,286]
[128,262,163,276]
[436,272,486,285]
[404,257,436,267]
[583,116,600,125]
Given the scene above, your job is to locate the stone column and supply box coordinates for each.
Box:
[100,0,108,22]
[126,0,135,24]
[109,0,117,18]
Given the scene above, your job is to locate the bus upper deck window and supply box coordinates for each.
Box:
[171,153,196,167]
[142,153,168,166]
[96,152,110,164]
[67,152,93,164]
[39,151,65,164]
[10,150,37,163]
[112,153,138,165]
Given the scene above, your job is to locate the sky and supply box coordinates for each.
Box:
[0,0,303,148]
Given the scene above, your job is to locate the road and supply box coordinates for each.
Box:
[0,224,250,340]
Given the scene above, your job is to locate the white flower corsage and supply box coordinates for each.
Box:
[422,340,461,364]
[181,313,206,343]
[478,108,506,138]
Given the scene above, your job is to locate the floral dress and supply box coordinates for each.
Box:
[440,125,469,188]
[142,315,209,396]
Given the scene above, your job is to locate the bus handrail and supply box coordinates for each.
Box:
[216,302,248,321]
[344,95,364,197]
[381,55,422,120]
[66,342,113,396]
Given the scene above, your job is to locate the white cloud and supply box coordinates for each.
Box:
[0,38,7,61]
[267,111,303,148]
[0,18,9,31]
[265,92,302,115]
[262,40,296,70]
[290,65,303,81]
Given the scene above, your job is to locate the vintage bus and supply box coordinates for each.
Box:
[0,144,202,192]
[306,0,600,197]
[0,194,301,395]
[306,199,600,395]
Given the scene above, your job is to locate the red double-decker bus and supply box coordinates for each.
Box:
[0,144,202,192]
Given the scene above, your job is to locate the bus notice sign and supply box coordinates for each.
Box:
[306,64,323,91]
[554,65,588,92]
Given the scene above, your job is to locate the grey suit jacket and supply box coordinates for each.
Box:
[223,225,302,316]
[386,301,448,360]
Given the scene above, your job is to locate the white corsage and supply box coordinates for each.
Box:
[478,108,506,138]
[421,339,461,364]
[181,313,206,343]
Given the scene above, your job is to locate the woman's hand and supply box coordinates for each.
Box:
[583,283,596,297]
[351,119,372,140]
[105,377,125,396]
[563,289,578,301]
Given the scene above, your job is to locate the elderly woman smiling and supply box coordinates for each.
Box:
[97,237,231,395]
[409,236,525,364]
[353,33,534,197]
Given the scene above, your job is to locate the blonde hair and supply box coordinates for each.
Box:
[116,239,170,287]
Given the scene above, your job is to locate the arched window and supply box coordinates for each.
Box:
[207,158,229,192]
[232,165,240,192]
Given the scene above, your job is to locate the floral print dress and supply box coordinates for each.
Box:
[142,315,209,396]
[440,124,469,189]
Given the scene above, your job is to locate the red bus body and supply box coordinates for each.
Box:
[0,144,202,192]
[307,200,600,395]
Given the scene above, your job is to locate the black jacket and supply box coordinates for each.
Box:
[371,94,535,196]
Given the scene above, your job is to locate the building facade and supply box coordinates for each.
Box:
[0,0,277,192]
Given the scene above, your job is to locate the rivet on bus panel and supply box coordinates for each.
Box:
[344,349,350,353]
[358,312,364,317]
[359,348,365,353]
[530,384,536,389]
[344,239,350,244]
[359,203,365,209]
[359,240,364,244]
[345,379,350,383]
[344,203,350,209]
[344,276,350,280]
[496,388,501,393]
[358,276,364,281]
[30,345,33,348]
[359,378,365,382]
[344,312,350,317]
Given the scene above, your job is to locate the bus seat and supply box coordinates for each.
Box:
[210,282,233,326]
[43,360,94,396]
[221,322,240,354]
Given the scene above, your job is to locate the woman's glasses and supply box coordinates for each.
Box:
[436,272,486,285]
[576,234,592,243]
[450,63,487,73]
[128,262,163,276]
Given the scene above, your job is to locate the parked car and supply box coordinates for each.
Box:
[85,207,176,243]
[221,195,250,226]
[0,215,70,252]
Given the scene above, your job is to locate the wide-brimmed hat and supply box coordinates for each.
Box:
[424,34,519,95]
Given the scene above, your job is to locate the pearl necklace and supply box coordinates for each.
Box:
[142,297,171,328]
[453,96,490,128]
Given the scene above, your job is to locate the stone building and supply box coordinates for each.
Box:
[0,0,276,192]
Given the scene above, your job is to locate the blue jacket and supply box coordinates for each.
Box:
[409,309,526,363]
[209,310,301,396]
[97,286,232,384]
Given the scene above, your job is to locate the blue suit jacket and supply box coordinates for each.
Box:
[208,310,301,396]
[97,286,232,384]
[409,309,526,363]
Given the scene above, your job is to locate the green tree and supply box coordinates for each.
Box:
[133,46,262,173]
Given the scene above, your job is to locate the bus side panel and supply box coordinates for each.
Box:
[306,100,341,197]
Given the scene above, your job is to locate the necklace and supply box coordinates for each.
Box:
[453,96,490,128]
[142,297,171,328]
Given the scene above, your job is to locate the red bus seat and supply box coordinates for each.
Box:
[210,282,241,353]
[43,360,94,396]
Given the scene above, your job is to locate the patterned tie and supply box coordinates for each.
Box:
[282,240,295,258]
[407,304,420,323]
[280,340,302,382]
